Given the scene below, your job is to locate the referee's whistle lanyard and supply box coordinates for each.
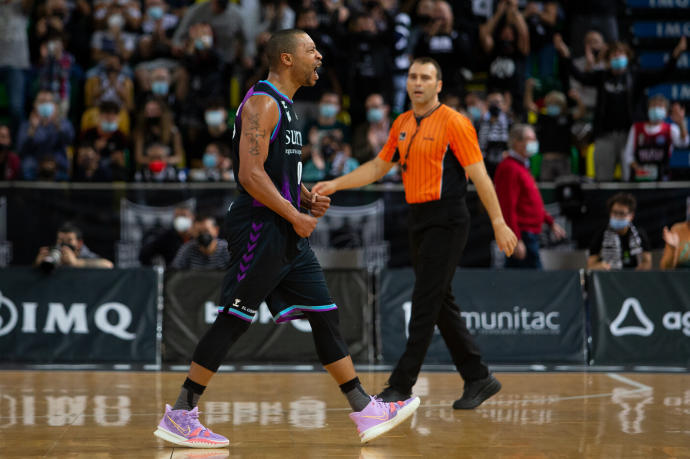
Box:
[400,103,441,173]
[400,124,420,173]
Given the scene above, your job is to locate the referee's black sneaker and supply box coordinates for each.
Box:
[452,374,501,409]
[376,386,412,403]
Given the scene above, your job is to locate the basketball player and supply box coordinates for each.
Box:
[314,57,517,409]
[153,29,420,448]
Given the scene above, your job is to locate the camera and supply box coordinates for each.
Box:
[40,246,63,272]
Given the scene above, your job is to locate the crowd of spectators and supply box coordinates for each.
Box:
[0,0,688,184]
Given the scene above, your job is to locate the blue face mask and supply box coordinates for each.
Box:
[37,102,55,118]
[366,108,384,123]
[100,120,118,132]
[148,6,164,19]
[648,106,666,122]
[525,140,539,157]
[205,110,224,127]
[203,152,218,168]
[609,217,629,231]
[468,106,482,121]
[151,80,169,95]
[319,103,338,119]
[546,105,561,116]
[610,55,628,71]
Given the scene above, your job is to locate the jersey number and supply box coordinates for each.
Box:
[297,161,302,184]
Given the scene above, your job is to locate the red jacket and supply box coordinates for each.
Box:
[494,155,553,239]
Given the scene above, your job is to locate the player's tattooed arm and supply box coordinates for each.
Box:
[246,113,266,156]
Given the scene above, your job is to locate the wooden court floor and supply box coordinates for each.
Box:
[0,370,688,458]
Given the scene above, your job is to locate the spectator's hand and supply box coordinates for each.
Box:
[34,247,50,265]
[672,36,687,59]
[291,212,318,238]
[494,222,518,257]
[512,239,526,259]
[553,33,570,59]
[663,226,680,248]
[593,261,611,271]
[310,193,331,218]
[312,180,338,196]
[551,222,567,240]
[60,245,79,266]
[670,102,686,126]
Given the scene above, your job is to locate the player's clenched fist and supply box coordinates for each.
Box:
[292,212,318,238]
[310,194,331,218]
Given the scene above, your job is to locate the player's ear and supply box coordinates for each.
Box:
[436,79,443,95]
[280,52,293,67]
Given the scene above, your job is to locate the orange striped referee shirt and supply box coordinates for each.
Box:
[378,104,483,204]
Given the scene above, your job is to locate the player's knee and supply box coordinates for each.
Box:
[306,309,349,366]
[192,313,251,371]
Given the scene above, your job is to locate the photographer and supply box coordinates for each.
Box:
[35,223,114,270]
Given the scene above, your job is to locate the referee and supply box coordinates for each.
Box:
[313,57,517,409]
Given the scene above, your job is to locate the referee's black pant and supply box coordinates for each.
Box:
[388,199,490,393]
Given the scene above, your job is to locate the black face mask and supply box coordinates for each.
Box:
[197,232,213,247]
[0,144,9,152]
[489,104,501,117]
[146,116,161,125]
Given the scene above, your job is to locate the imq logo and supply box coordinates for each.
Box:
[610,297,690,337]
[0,290,136,340]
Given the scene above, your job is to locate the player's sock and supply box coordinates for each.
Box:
[340,377,370,412]
[172,378,206,411]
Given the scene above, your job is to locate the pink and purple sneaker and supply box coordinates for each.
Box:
[153,404,229,448]
[349,395,420,443]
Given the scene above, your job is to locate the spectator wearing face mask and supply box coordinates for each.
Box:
[138,0,179,61]
[555,34,687,181]
[303,91,351,169]
[134,142,183,182]
[477,91,512,177]
[189,141,233,181]
[80,100,131,180]
[138,66,183,114]
[84,53,134,112]
[525,85,586,181]
[35,32,81,118]
[0,124,21,181]
[171,215,230,270]
[187,100,232,165]
[139,205,196,266]
[494,124,566,269]
[464,92,486,128]
[622,96,689,182]
[16,90,74,181]
[91,6,139,63]
[352,93,392,165]
[588,193,651,271]
[133,98,185,170]
[171,0,251,67]
[176,23,227,139]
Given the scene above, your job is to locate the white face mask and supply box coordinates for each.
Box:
[108,14,125,30]
[173,216,192,233]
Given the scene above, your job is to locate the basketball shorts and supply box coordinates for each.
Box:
[218,207,336,324]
